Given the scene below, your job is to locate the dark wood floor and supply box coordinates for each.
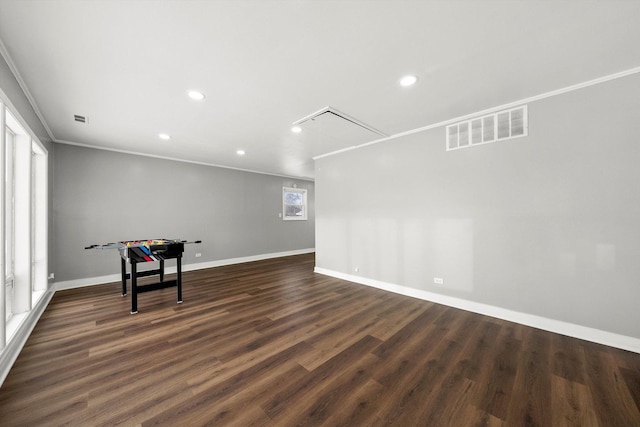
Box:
[1,253,639,426]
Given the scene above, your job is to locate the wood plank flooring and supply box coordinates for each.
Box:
[1,253,639,426]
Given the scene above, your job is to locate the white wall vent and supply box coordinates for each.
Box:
[447,105,527,151]
[74,114,87,124]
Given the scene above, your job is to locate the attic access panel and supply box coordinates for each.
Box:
[293,106,388,158]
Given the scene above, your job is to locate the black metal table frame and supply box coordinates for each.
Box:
[120,255,183,314]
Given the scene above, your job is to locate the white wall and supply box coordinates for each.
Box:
[315,72,640,349]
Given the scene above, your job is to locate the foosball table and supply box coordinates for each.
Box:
[85,239,201,314]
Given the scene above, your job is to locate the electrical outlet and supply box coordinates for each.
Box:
[48,273,55,280]
[354,267,359,272]
[195,252,202,258]
[434,277,444,285]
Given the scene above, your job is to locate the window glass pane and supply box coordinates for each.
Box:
[5,279,12,322]
[5,130,14,281]
[31,149,36,294]
[285,205,304,217]
[285,191,303,205]
[5,129,15,321]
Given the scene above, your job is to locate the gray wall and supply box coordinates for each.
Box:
[315,72,640,340]
[0,54,51,147]
[54,144,315,281]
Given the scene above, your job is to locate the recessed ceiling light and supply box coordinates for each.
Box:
[187,90,206,100]
[399,75,418,87]
[291,126,302,133]
[236,150,245,156]
[158,133,171,140]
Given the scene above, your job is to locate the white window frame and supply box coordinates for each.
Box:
[0,90,48,349]
[0,100,4,346]
[282,187,307,221]
[4,127,15,323]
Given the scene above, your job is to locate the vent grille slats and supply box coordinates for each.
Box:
[497,112,510,139]
[458,122,469,147]
[447,105,527,151]
[511,108,525,136]
[482,116,495,142]
[471,119,482,144]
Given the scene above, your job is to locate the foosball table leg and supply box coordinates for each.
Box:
[177,255,183,304]
[121,257,127,296]
[130,261,138,314]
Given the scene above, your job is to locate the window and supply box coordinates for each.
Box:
[31,142,47,297]
[0,95,48,349]
[4,128,15,322]
[283,187,307,221]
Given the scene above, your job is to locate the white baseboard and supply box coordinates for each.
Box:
[0,288,55,386]
[314,267,640,354]
[55,248,316,291]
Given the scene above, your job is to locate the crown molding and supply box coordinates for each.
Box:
[0,37,56,141]
[55,138,315,182]
[314,65,640,160]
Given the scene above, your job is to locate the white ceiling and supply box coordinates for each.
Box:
[0,0,639,180]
